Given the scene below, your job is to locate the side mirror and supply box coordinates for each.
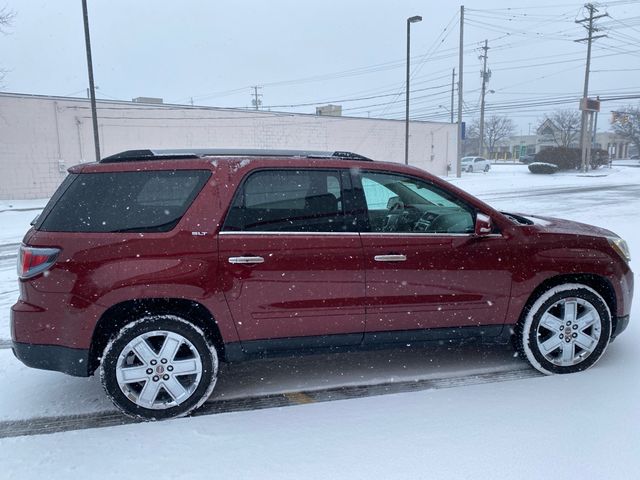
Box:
[474,213,492,236]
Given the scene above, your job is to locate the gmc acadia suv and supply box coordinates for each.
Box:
[11,149,633,420]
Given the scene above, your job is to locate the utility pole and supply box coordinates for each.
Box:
[81,0,100,162]
[478,39,490,158]
[405,15,422,165]
[456,5,464,178]
[450,68,456,124]
[592,95,600,148]
[575,3,607,172]
[251,86,262,110]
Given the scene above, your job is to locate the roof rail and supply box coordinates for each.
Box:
[100,148,373,163]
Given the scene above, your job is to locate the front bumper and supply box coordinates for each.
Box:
[12,342,91,377]
[612,315,630,340]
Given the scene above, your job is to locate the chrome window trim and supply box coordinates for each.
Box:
[219,231,360,236]
[360,232,503,238]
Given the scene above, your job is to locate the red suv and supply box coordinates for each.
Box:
[11,149,633,420]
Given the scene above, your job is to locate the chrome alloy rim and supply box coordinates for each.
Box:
[535,297,602,367]
[115,330,203,410]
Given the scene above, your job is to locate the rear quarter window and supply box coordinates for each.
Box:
[37,170,210,233]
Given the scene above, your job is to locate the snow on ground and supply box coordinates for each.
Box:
[0,164,638,478]
[0,321,638,479]
[0,199,45,246]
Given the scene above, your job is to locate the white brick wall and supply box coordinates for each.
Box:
[0,93,457,200]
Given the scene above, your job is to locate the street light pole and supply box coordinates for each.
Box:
[405,15,422,165]
[81,0,100,162]
[478,39,490,158]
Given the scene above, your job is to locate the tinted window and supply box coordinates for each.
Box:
[360,171,474,234]
[38,170,210,233]
[223,169,345,232]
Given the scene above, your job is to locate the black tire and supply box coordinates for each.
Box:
[100,315,218,420]
[484,164,490,172]
[517,284,611,375]
[467,165,473,173]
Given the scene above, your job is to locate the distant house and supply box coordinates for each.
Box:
[535,118,580,151]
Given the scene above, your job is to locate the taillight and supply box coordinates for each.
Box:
[17,245,60,279]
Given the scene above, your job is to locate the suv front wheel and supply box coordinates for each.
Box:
[518,284,612,375]
[100,315,218,420]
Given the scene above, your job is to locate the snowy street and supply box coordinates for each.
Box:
[0,163,638,479]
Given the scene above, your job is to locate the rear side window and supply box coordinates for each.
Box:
[37,170,210,233]
[223,169,346,232]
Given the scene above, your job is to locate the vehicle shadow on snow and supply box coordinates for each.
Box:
[1,342,529,422]
[211,342,528,401]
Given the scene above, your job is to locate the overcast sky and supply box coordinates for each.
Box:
[0,0,638,133]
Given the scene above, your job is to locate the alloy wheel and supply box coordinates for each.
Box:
[534,297,602,367]
[115,330,203,410]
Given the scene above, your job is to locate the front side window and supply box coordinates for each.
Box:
[359,171,474,234]
[223,169,346,232]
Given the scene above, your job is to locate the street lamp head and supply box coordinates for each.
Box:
[408,15,422,23]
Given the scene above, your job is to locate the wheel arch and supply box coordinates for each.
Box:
[89,298,226,374]
[518,273,617,328]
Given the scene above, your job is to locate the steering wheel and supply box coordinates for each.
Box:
[383,198,404,232]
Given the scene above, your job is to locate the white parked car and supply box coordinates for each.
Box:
[461,156,490,173]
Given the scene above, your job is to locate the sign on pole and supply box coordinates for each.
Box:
[580,98,600,112]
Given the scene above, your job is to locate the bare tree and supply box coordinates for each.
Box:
[465,116,515,158]
[0,6,14,33]
[539,109,580,147]
[483,115,515,158]
[0,6,15,86]
[463,120,480,156]
[611,105,640,156]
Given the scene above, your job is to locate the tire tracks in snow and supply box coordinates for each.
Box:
[479,183,640,202]
[0,242,19,261]
[0,367,541,439]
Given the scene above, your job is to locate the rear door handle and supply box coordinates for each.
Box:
[374,254,407,262]
[228,256,265,264]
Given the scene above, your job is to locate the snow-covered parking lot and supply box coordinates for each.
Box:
[0,163,638,479]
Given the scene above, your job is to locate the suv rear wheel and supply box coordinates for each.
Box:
[518,283,611,375]
[100,315,218,420]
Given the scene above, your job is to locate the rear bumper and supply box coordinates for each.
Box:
[11,342,91,377]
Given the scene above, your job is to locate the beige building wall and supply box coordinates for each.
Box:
[0,93,457,199]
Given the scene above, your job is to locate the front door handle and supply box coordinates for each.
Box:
[228,256,265,264]
[374,254,407,262]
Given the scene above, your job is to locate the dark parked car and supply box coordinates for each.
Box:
[519,154,537,164]
[12,149,633,420]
